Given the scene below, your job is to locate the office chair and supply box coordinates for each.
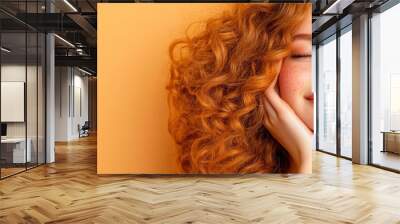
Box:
[79,121,90,138]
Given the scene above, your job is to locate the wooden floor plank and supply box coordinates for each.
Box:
[0,134,400,223]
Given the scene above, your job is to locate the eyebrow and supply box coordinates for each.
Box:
[293,34,312,40]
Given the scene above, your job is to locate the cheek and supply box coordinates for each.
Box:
[278,60,314,130]
[278,61,308,102]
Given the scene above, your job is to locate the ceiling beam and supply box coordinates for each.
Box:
[55,55,96,71]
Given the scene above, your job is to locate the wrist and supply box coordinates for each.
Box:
[288,144,312,173]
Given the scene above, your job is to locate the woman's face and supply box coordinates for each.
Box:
[278,14,313,131]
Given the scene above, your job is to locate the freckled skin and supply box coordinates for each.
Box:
[278,14,313,131]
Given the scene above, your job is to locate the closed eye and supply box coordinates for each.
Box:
[291,54,311,59]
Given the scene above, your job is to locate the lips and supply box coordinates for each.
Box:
[305,93,314,101]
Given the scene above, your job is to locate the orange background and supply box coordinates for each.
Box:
[97,3,232,174]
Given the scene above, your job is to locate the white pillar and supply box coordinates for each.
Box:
[46,32,55,163]
[45,0,55,163]
[352,14,369,164]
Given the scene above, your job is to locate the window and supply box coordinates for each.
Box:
[370,2,400,171]
[339,27,352,158]
[317,36,337,154]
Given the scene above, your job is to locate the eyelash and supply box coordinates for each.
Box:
[291,54,311,59]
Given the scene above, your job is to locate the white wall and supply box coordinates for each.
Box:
[1,64,39,138]
[55,66,89,141]
[72,72,89,138]
[1,65,26,139]
[55,66,70,141]
[1,63,46,164]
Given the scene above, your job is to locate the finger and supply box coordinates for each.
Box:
[264,73,279,114]
[262,96,277,125]
[264,74,281,109]
[264,61,283,108]
[265,84,294,117]
[266,61,282,91]
[267,73,279,92]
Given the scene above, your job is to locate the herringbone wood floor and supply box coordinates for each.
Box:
[1,134,400,224]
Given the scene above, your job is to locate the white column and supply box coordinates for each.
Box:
[45,0,56,163]
[46,32,55,163]
[352,14,369,164]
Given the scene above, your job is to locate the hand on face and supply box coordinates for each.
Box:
[262,73,312,174]
[278,13,313,132]
[261,12,313,173]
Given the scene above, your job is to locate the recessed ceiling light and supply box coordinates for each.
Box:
[54,34,75,48]
[63,0,78,12]
[322,0,355,15]
[77,67,93,76]
[1,47,11,53]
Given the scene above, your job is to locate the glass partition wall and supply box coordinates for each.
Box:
[370,2,400,172]
[316,26,353,159]
[0,2,46,179]
[317,35,337,155]
[339,26,352,159]
[0,31,27,177]
[315,0,400,173]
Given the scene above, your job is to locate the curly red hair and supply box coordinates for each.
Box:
[167,3,311,173]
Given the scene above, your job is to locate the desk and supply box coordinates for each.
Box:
[381,131,400,154]
[1,138,31,163]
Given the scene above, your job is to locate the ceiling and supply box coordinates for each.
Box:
[0,0,396,74]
